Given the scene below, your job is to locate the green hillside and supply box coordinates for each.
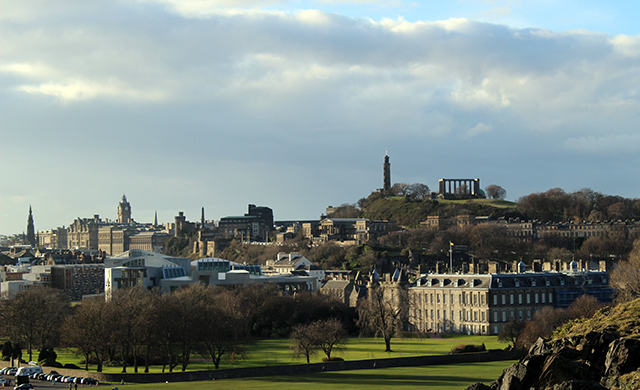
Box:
[359,194,517,228]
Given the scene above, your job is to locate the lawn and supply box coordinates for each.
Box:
[114,360,516,390]
[55,335,505,373]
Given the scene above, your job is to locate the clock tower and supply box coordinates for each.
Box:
[117,194,132,224]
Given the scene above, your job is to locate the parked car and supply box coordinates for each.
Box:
[0,378,9,386]
[81,377,98,385]
[13,384,34,390]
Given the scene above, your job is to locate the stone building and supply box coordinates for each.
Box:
[67,215,102,250]
[408,261,612,335]
[218,204,274,242]
[302,218,397,245]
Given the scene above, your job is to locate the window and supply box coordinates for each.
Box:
[473,294,478,305]
[437,310,440,319]
[474,311,478,322]
[535,293,539,304]
[518,293,523,304]
[541,293,546,303]
[493,294,498,305]
[443,311,447,320]
[510,294,514,305]
[502,311,507,322]
[430,294,433,304]
[493,311,499,322]
[437,294,440,303]
[443,294,446,304]
[481,311,486,322]
[501,294,506,305]
[549,292,553,303]
[481,294,485,305]
[527,293,531,304]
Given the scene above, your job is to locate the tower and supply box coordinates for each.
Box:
[117,194,132,224]
[26,206,36,247]
[383,153,391,192]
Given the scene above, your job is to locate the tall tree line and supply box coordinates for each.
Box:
[0,285,355,372]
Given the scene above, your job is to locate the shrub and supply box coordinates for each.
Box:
[450,344,486,354]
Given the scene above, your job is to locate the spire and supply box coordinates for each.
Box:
[154,211,158,227]
[201,207,205,225]
[26,205,36,248]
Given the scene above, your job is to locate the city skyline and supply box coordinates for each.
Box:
[2,1,640,235]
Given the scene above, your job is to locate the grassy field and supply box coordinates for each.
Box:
[114,360,516,390]
[54,335,505,373]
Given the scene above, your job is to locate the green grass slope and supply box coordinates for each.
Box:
[554,298,640,339]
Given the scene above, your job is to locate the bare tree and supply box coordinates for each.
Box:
[290,323,318,363]
[63,296,117,372]
[485,184,507,200]
[611,238,640,303]
[200,289,250,369]
[390,183,410,196]
[2,288,71,361]
[357,284,408,352]
[406,183,430,199]
[567,294,604,319]
[312,318,346,360]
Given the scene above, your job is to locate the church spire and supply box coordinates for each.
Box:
[154,211,158,227]
[26,205,36,248]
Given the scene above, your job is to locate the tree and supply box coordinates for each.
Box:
[497,320,527,347]
[406,183,430,199]
[311,318,346,360]
[290,323,318,363]
[199,289,250,369]
[517,307,569,349]
[610,238,640,303]
[62,296,116,372]
[567,294,604,319]
[2,288,71,361]
[357,284,408,352]
[485,184,507,200]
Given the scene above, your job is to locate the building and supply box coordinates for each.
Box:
[303,218,397,245]
[218,204,274,242]
[117,194,132,224]
[104,249,317,300]
[408,261,612,335]
[264,253,325,281]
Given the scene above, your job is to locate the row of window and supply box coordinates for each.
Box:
[415,321,487,335]
[492,291,553,306]
[414,292,487,306]
[413,308,487,323]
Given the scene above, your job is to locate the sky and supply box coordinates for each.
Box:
[1,0,640,235]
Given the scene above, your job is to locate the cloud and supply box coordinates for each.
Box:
[17,78,167,102]
[562,133,640,154]
[2,1,640,234]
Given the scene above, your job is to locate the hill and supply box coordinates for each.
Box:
[466,299,640,390]
[357,193,518,227]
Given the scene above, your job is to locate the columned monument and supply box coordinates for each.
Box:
[438,178,480,198]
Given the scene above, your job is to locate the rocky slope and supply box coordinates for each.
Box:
[466,299,640,390]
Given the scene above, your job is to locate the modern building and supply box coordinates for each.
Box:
[104,249,318,300]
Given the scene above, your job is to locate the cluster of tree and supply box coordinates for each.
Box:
[497,294,606,349]
[0,284,354,372]
[517,188,640,223]
[289,318,347,363]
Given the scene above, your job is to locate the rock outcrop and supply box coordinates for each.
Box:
[465,330,640,390]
